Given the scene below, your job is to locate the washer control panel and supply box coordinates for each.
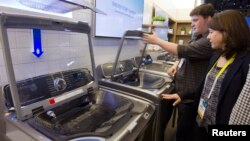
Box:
[53,77,67,92]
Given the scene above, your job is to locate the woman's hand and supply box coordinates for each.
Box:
[161,93,181,106]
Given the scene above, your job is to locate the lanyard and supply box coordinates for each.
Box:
[205,53,236,99]
[208,53,236,78]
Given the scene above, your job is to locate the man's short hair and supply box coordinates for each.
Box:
[190,3,215,18]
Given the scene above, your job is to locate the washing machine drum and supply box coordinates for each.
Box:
[35,105,116,135]
[28,92,135,140]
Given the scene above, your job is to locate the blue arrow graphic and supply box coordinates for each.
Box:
[32,29,43,58]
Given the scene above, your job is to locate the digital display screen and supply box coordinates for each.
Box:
[95,0,144,38]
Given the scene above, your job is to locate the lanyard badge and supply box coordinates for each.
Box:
[197,53,236,119]
[198,98,207,119]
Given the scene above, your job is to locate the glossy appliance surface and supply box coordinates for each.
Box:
[132,55,174,77]
[3,69,154,141]
[97,30,175,141]
[99,59,172,90]
[30,91,134,136]
[143,62,172,72]
[97,30,173,96]
[0,14,154,141]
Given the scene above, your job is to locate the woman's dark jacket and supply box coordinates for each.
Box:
[194,51,250,124]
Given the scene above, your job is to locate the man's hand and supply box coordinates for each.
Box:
[143,31,178,55]
[161,93,181,106]
[167,65,177,77]
[167,61,179,77]
[143,31,160,45]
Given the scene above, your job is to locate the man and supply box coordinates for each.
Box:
[143,3,215,141]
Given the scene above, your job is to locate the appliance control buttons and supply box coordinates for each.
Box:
[54,77,67,91]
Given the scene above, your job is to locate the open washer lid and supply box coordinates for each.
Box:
[108,30,172,89]
[111,30,147,80]
[0,13,97,120]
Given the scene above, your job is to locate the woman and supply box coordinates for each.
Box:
[194,10,250,140]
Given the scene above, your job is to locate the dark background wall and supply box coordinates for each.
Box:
[205,0,250,16]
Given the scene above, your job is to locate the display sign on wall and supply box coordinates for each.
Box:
[95,0,144,38]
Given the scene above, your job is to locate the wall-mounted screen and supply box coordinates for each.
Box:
[95,0,144,38]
